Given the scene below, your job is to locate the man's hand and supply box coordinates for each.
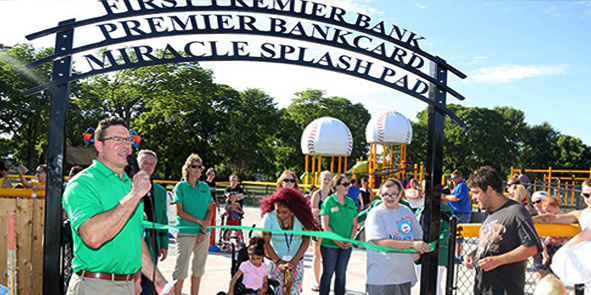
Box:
[155,279,175,295]
[465,251,476,269]
[478,256,502,272]
[134,276,142,295]
[130,171,151,199]
[160,248,168,261]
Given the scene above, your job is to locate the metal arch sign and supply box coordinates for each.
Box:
[27,1,466,294]
[24,0,466,124]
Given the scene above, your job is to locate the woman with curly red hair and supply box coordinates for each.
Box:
[260,188,320,295]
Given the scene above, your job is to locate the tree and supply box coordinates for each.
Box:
[408,105,528,177]
[129,64,239,179]
[0,44,53,167]
[216,88,282,178]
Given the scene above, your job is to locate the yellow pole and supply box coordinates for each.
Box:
[369,144,373,187]
[344,156,348,174]
[318,154,322,175]
[548,167,552,193]
[305,155,309,185]
[338,156,342,174]
[420,162,424,183]
[311,155,316,185]
[414,163,418,180]
[331,156,334,173]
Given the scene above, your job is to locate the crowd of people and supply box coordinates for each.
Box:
[5,116,591,295]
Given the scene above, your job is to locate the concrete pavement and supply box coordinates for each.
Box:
[158,205,429,295]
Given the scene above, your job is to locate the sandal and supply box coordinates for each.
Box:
[311,286,320,292]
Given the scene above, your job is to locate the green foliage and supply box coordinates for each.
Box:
[0,44,53,167]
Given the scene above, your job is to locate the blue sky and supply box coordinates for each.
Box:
[2,0,591,145]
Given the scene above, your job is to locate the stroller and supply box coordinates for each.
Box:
[217,212,246,252]
[217,244,280,295]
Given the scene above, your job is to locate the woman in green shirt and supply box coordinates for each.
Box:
[319,174,358,295]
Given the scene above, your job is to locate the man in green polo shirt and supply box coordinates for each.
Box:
[62,117,173,295]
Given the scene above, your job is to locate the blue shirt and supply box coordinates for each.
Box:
[347,185,361,206]
[449,180,471,213]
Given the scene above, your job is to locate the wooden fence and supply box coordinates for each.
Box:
[0,198,45,295]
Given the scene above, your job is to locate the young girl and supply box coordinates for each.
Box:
[228,237,269,295]
[226,194,245,245]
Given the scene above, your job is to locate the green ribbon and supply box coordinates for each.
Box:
[143,221,437,254]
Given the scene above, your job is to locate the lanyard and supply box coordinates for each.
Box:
[280,217,294,253]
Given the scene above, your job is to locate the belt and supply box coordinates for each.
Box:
[75,270,136,281]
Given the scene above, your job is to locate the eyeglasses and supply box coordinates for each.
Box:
[100,136,134,144]
[339,181,351,187]
[532,200,542,204]
[190,164,203,169]
[382,193,399,199]
[583,193,591,199]
[283,179,296,183]
[35,169,44,174]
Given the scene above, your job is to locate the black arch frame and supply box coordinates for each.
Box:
[22,2,466,294]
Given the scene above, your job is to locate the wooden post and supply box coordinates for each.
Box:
[7,212,17,295]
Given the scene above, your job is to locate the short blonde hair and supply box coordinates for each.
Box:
[511,184,527,202]
[181,154,202,181]
[534,274,566,295]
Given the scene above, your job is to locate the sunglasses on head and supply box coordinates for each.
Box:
[190,164,202,169]
[583,193,591,199]
[283,178,296,183]
[36,169,44,174]
[339,181,351,187]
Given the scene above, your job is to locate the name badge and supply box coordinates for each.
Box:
[330,207,339,213]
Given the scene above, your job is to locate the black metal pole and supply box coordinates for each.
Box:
[420,61,447,295]
[446,216,458,295]
[43,19,74,295]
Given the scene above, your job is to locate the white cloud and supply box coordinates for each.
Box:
[469,64,569,84]
[542,5,570,17]
[468,56,488,65]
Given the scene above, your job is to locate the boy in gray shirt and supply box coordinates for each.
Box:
[365,178,431,295]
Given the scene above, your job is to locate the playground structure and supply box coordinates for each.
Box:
[511,166,591,207]
[364,110,414,188]
[300,117,353,185]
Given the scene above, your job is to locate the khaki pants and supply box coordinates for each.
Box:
[172,233,210,279]
[67,273,134,295]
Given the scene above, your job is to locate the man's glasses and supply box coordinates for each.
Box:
[283,179,296,183]
[382,193,399,199]
[582,193,591,199]
[100,136,134,144]
[190,164,203,169]
[35,169,44,174]
[532,200,542,204]
[339,181,351,187]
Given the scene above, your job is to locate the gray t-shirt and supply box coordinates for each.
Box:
[365,203,423,286]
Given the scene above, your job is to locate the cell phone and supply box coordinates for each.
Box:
[19,164,29,174]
